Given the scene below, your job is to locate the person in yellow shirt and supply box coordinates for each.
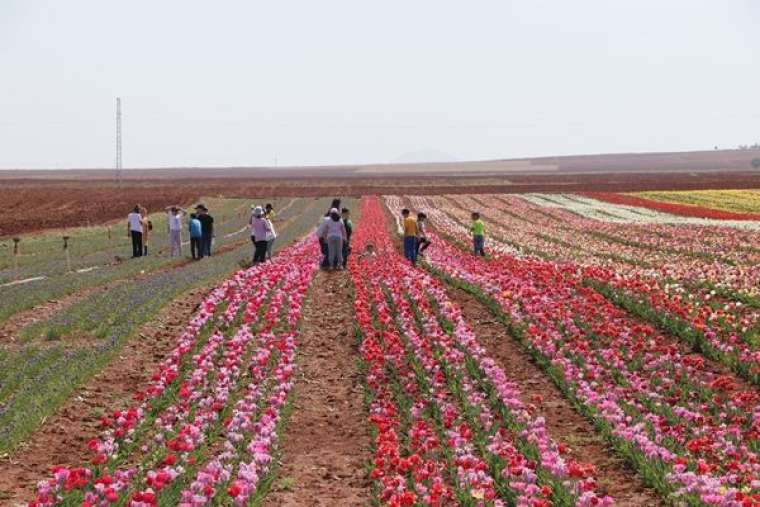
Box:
[471,212,486,256]
[401,208,418,264]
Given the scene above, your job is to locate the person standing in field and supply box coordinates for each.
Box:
[189,213,203,260]
[402,208,418,264]
[416,212,431,257]
[166,206,187,257]
[127,205,143,258]
[264,203,277,260]
[139,207,152,256]
[316,208,347,270]
[196,204,214,257]
[319,198,342,268]
[341,207,353,269]
[471,212,486,256]
[250,206,271,264]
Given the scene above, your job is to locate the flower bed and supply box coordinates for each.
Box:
[30,238,320,507]
[413,223,760,505]
[352,196,611,506]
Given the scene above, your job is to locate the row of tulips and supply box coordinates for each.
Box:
[353,196,611,506]
[582,192,760,221]
[31,238,320,507]
[411,194,760,387]
[398,199,760,505]
[632,190,760,219]
[419,193,760,297]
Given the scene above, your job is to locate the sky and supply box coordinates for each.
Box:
[0,0,758,169]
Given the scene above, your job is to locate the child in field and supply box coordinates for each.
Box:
[471,212,486,256]
[416,212,430,257]
[402,209,418,264]
[189,213,203,260]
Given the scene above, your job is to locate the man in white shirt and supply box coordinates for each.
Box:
[127,206,144,258]
[166,206,187,257]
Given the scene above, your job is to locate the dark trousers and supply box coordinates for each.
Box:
[403,236,418,264]
[342,242,351,268]
[202,232,213,256]
[131,230,143,258]
[319,238,329,268]
[473,235,485,256]
[253,240,268,263]
[191,237,202,259]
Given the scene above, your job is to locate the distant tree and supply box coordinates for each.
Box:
[752,158,760,169]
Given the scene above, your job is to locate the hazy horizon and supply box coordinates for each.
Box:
[1,1,758,169]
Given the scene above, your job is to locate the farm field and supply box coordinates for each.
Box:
[2,186,760,506]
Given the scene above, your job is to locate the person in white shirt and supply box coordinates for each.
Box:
[166,206,187,257]
[316,208,347,270]
[127,205,144,258]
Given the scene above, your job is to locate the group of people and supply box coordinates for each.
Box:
[315,198,353,270]
[127,203,214,260]
[401,208,486,264]
[127,198,486,267]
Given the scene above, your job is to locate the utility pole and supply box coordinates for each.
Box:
[116,97,122,185]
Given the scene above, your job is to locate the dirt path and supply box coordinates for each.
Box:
[264,270,371,507]
[0,285,207,505]
[445,286,662,506]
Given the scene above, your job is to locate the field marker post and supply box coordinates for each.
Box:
[12,238,20,280]
[63,236,71,272]
[107,226,112,243]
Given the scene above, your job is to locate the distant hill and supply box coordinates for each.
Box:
[1,148,760,180]
[392,149,459,164]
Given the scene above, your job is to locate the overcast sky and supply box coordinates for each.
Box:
[0,0,758,168]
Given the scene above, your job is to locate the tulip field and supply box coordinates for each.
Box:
[2,189,760,506]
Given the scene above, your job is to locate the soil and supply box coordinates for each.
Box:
[0,285,208,505]
[264,270,371,507]
[0,186,200,238]
[445,286,663,506]
[4,148,760,238]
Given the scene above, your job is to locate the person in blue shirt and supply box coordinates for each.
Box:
[189,213,203,259]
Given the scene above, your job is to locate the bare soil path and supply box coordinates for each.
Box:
[264,269,371,507]
[445,286,663,506]
[0,285,207,505]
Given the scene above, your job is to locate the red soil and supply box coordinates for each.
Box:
[1,185,200,237]
[4,147,760,237]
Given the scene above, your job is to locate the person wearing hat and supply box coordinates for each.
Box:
[250,205,272,264]
[318,198,342,268]
[195,204,214,257]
